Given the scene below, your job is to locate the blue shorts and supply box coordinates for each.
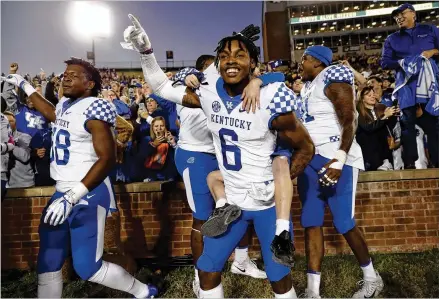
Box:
[175,148,219,221]
[197,206,291,282]
[297,154,359,234]
[37,177,114,280]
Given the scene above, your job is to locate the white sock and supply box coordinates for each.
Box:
[307,272,321,295]
[216,198,227,208]
[88,261,149,298]
[361,260,377,281]
[275,219,290,236]
[234,247,249,264]
[38,270,63,298]
[199,283,224,298]
[194,268,199,283]
[274,286,298,298]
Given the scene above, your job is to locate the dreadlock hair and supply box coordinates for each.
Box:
[195,55,215,72]
[214,34,259,72]
[64,57,102,97]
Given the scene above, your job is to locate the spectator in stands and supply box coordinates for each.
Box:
[1,97,14,199]
[381,3,439,169]
[367,75,393,107]
[30,127,54,186]
[356,87,400,171]
[4,111,34,188]
[106,89,131,119]
[130,116,178,182]
[290,77,303,96]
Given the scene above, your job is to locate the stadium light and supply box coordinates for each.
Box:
[68,1,111,65]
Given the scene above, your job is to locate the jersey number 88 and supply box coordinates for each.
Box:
[50,128,71,165]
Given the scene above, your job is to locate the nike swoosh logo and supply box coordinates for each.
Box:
[86,195,95,199]
[235,266,246,273]
[65,111,72,115]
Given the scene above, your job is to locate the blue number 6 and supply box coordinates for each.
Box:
[219,128,242,171]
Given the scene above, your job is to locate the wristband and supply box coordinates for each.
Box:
[334,150,347,164]
[19,81,37,97]
[68,182,89,204]
[140,48,153,55]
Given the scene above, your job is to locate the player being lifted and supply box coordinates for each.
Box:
[122,14,314,298]
[172,51,270,297]
[1,58,158,298]
[296,46,384,298]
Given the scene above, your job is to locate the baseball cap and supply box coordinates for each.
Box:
[391,3,415,17]
[304,45,333,67]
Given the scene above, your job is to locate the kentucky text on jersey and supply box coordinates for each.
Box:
[54,118,70,129]
[210,114,252,131]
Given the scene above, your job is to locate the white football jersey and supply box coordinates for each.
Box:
[176,63,220,154]
[299,65,364,170]
[197,75,296,211]
[50,97,117,191]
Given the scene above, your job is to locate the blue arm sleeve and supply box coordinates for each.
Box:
[259,72,285,86]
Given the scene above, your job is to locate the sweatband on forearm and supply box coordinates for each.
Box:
[140,54,186,105]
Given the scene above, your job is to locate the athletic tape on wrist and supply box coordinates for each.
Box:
[334,150,347,164]
[20,81,36,97]
[70,183,89,204]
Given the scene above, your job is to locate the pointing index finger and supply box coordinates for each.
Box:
[128,14,142,29]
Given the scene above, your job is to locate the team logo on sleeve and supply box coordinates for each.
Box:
[212,101,221,113]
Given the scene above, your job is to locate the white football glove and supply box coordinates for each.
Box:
[44,183,89,226]
[44,190,76,226]
[0,74,36,97]
[121,14,152,53]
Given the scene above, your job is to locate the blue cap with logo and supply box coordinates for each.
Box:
[304,45,333,67]
[391,3,415,17]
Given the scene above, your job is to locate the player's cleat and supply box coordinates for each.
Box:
[140,284,158,298]
[192,280,200,298]
[231,258,267,279]
[200,203,241,237]
[299,289,321,299]
[352,272,384,298]
[270,230,295,267]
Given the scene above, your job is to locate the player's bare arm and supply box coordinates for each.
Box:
[271,113,315,179]
[82,120,116,191]
[182,87,202,108]
[1,74,56,122]
[320,82,356,185]
[325,82,356,153]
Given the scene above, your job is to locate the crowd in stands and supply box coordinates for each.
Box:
[1,50,436,190]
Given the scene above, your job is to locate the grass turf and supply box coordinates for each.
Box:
[2,249,438,298]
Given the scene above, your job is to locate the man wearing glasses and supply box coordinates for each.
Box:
[381,3,439,169]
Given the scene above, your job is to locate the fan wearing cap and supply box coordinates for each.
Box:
[298,45,384,298]
[381,3,439,169]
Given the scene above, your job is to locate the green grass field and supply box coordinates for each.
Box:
[2,250,438,298]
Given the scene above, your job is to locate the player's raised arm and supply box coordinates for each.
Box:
[121,14,202,108]
[271,112,315,179]
[1,74,56,122]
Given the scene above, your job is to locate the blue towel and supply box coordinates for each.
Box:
[393,55,439,116]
